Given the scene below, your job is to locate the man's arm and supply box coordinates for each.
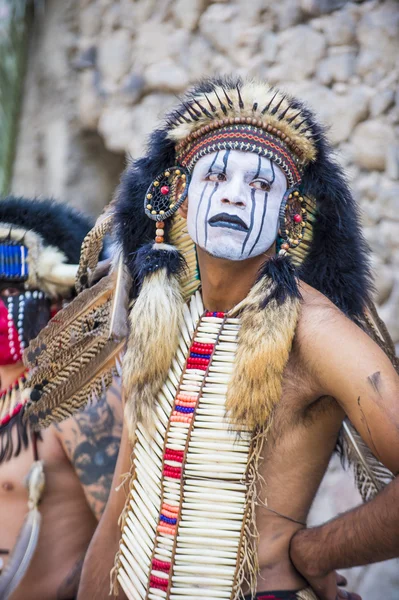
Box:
[291,291,399,599]
[54,379,123,520]
[77,418,131,600]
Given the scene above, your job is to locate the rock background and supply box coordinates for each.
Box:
[11,0,399,596]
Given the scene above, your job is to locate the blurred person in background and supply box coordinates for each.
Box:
[0,197,122,600]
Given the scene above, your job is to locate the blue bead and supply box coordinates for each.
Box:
[160,515,177,525]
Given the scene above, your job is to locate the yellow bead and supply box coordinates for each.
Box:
[289,194,293,199]
[151,210,156,215]
[181,174,186,179]
[154,181,160,187]
[146,204,152,209]
[170,203,175,209]
[182,183,186,188]
[147,193,152,199]
[175,169,181,175]
[165,171,170,177]
[294,191,299,196]
[160,210,165,215]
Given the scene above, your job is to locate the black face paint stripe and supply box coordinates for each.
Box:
[195,182,209,243]
[247,159,276,256]
[222,149,230,174]
[204,183,219,247]
[247,189,268,256]
[195,152,219,244]
[207,151,220,174]
[241,156,261,255]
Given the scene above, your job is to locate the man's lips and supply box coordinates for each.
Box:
[208,213,248,232]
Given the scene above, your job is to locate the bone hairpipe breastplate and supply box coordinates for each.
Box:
[115,292,253,600]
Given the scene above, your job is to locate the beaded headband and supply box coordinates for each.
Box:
[175,121,302,187]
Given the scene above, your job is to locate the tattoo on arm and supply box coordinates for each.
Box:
[56,384,122,520]
[367,370,382,396]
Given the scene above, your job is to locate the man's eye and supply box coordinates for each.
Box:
[1,288,21,297]
[206,172,226,182]
[251,179,271,192]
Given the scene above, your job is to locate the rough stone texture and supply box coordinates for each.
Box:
[10,0,399,596]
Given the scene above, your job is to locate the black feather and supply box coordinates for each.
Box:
[214,89,227,115]
[261,90,278,115]
[236,84,244,109]
[271,95,285,115]
[204,94,217,113]
[222,87,234,108]
[192,98,213,118]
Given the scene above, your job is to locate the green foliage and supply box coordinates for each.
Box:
[0,0,29,195]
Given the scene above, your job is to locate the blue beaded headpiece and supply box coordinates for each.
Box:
[0,241,28,281]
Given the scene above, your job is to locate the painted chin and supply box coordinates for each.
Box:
[201,235,249,261]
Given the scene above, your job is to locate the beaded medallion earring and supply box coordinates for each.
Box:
[144,166,190,243]
[278,189,308,255]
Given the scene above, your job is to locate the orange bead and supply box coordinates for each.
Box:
[155,236,164,243]
[157,221,165,228]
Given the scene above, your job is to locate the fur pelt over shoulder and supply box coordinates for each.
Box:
[115,75,372,319]
[0,196,94,265]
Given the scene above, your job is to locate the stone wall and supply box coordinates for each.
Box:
[11,0,399,597]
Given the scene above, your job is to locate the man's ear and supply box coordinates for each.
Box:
[176,177,188,219]
[178,198,188,219]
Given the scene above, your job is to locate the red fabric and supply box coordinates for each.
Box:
[0,299,22,365]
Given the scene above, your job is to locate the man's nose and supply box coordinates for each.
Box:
[220,195,246,208]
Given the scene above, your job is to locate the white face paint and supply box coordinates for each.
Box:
[186,150,288,261]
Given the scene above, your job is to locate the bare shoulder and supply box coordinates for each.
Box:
[296,281,358,349]
[53,377,123,519]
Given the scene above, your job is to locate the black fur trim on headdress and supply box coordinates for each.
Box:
[130,243,187,292]
[0,196,94,264]
[257,256,301,308]
[298,140,373,319]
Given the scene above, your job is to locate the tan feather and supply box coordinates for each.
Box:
[341,420,393,502]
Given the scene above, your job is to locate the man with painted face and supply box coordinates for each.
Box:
[23,78,399,600]
[0,197,123,600]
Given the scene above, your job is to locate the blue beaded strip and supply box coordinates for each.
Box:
[189,352,212,359]
[175,405,195,414]
[160,515,177,525]
[0,244,28,280]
